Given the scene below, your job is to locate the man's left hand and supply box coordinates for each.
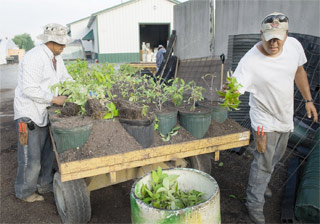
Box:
[305,102,318,123]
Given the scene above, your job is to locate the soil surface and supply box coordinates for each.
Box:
[1,92,299,224]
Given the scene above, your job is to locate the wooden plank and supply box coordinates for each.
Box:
[214,151,220,161]
[61,138,249,182]
[49,127,61,170]
[60,131,249,175]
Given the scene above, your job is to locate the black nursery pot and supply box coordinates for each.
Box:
[119,118,154,148]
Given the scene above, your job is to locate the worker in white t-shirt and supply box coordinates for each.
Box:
[229,12,318,224]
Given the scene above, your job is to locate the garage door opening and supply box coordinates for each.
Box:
[139,24,169,62]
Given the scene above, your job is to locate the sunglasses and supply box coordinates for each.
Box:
[262,15,289,24]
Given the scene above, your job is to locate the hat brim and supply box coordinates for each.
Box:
[263,30,286,41]
[37,34,73,45]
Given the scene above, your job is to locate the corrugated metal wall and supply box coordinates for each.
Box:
[88,19,99,54]
[97,0,175,54]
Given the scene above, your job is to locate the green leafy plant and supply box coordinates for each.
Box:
[50,60,118,116]
[138,167,205,210]
[160,126,180,142]
[103,102,119,119]
[216,70,242,111]
[51,80,89,114]
[187,81,205,111]
[141,104,149,117]
[167,78,186,106]
[141,77,171,112]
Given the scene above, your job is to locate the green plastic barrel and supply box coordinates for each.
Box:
[131,168,221,224]
[179,110,211,139]
[51,123,93,153]
[156,111,178,135]
[295,141,320,223]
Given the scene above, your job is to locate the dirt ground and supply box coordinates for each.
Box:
[0,87,298,224]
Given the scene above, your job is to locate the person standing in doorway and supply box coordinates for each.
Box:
[14,23,73,202]
[227,12,318,223]
[156,44,166,72]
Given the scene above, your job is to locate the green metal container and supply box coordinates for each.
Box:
[51,123,93,154]
[156,111,178,136]
[179,110,211,139]
[288,119,315,147]
[130,168,221,224]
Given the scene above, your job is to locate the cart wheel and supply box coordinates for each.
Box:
[53,172,91,223]
[186,154,212,174]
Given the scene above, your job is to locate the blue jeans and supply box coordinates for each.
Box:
[15,118,54,199]
[246,131,290,210]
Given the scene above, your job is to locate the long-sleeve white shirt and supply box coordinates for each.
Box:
[14,44,72,126]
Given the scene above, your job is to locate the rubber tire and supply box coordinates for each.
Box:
[186,154,212,174]
[53,172,91,223]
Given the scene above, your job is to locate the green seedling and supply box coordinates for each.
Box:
[201,73,217,102]
[141,105,149,117]
[55,110,61,114]
[218,162,224,167]
[103,102,119,119]
[154,116,159,131]
[216,70,242,111]
[160,126,180,142]
[187,81,205,111]
[138,166,205,210]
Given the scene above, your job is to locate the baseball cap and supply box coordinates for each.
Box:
[261,12,289,41]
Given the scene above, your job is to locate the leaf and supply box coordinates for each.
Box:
[157,166,162,177]
[156,187,168,193]
[163,177,169,189]
[103,112,113,119]
[229,194,237,199]
[167,174,179,183]
[218,162,224,167]
[145,188,153,197]
[143,197,151,204]
[152,170,159,184]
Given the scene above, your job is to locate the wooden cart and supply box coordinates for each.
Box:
[130,62,157,74]
[50,124,250,223]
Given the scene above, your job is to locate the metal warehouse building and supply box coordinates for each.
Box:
[68,0,179,63]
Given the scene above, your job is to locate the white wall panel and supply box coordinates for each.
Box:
[69,18,93,52]
[97,0,176,54]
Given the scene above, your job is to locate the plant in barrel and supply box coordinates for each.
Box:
[216,70,242,111]
[138,167,205,210]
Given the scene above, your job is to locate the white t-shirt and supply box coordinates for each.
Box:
[233,37,307,132]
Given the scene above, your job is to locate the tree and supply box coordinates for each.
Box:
[13,33,34,51]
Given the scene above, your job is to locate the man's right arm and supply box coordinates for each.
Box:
[51,96,67,106]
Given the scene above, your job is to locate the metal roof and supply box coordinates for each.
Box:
[87,0,180,28]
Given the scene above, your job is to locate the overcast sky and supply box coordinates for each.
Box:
[1,0,187,44]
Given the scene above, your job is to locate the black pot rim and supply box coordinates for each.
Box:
[119,118,154,126]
